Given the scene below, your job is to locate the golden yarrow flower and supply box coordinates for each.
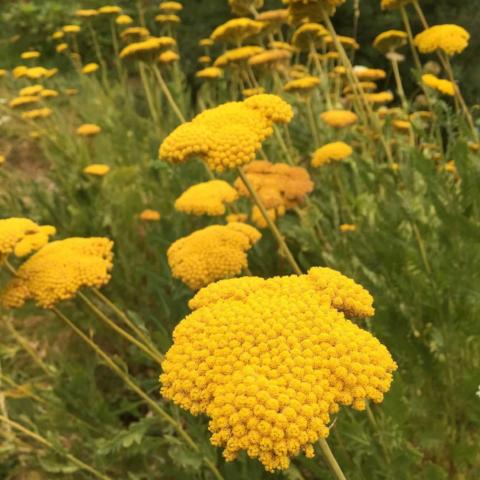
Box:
[421,74,455,96]
[175,180,239,216]
[98,6,122,15]
[211,18,264,45]
[291,23,328,51]
[83,164,110,176]
[116,14,134,25]
[82,63,100,74]
[228,0,264,16]
[196,67,223,80]
[19,85,43,96]
[63,25,81,34]
[75,9,99,18]
[159,1,183,11]
[312,142,353,167]
[373,30,408,53]
[339,223,356,232]
[56,43,69,53]
[21,108,53,120]
[161,266,396,471]
[248,49,292,68]
[158,50,180,64]
[284,76,320,94]
[243,87,265,97]
[354,66,387,80]
[167,223,261,289]
[9,95,40,108]
[21,51,40,60]
[119,37,176,60]
[139,209,161,221]
[320,110,358,128]
[380,0,413,9]
[154,14,181,24]
[414,25,470,56]
[77,123,102,136]
[120,27,150,41]
[214,46,264,67]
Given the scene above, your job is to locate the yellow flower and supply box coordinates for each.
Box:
[248,49,292,68]
[198,55,211,65]
[158,50,180,64]
[196,67,223,80]
[199,38,214,48]
[56,43,69,53]
[24,67,52,80]
[421,74,455,96]
[82,63,100,74]
[9,95,40,108]
[312,142,353,167]
[83,164,111,176]
[353,66,387,80]
[160,94,293,172]
[284,76,320,94]
[12,66,28,79]
[1,237,113,309]
[380,0,413,9]
[21,108,53,120]
[373,30,408,53]
[161,267,396,471]
[287,0,343,24]
[392,119,411,132]
[139,209,161,221]
[175,180,239,216]
[211,18,264,45]
[77,124,102,137]
[291,22,328,51]
[51,30,65,40]
[116,14,134,25]
[75,9,99,18]
[242,87,265,98]
[339,223,357,233]
[19,85,43,96]
[168,223,261,290]
[228,0,263,16]
[324,35,359,50]
[21,51,40,60]
[65,88,79,96]
[444,160,457,175]
[0,218,55,257]
[154,14,181,24]
[214,46,264,67]
[62,25,81,34]
[0,69,6,78]
[468,142,480,153]
[98,6,122,15]
[343,81,377,94]
[320,110,358,128]
[119,37,176,60]
[120,27,150,41]
[226,213,248,223]
[234,160,313,210]
[0,154,5,165]
[40,89,59,98]
[257,9,289,24]
[159,1,183,11]
[251,204,285,229]
[414,25,470,56]
[364,91,394,104]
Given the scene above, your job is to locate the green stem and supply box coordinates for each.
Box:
[138,62,160,124]
[318,438,348,480]
[152,65,186,123]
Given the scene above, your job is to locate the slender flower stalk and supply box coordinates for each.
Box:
[152,65,186,123]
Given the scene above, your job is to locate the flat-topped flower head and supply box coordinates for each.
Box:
[19,85,43,97]
[159,94,293,172]
[257,9,289,25]
[56,43,69,53]
[354,66,387,81]
[119,37,176,61]
[228,0,264,16]
[414,24,470,56]
[381,0,413,9]
[82,63,99,74]
[284,76,320,94]
[21,51,40,60]
[159,1,183,11]
[9,96,40,109]
[167,223,261,289]
[139,209,161,221]
[155,14,181,24]
[75,9,99,18]
[98,6,122,15]
[291,23,328,51]
[312,142,353,167]
[196,67,223,80]
[161,267,396,471]
[175,180,238,216]
[158,50,180,64]
[234,160,313,210]
[115,14,133,25]
[40,89,59,98]
[77,123,101,137]
[373,30,408,53]
[62,24,81,34]
[214,46,264,67]
[21,108,53,120]
[1,237,113,308]
[320,110,358,128]
[0,218,55,258]
[120,27,150,41]
[363,91,394,105]
[211,18,264,45]
[83,164,110,176]
[421,74,455,96]
[248,49,292,68]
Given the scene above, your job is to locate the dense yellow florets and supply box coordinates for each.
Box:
[312,142,353,167]
[83,164,110,176]
[98,6,122,15]
[139,209,161,221]
[414,25,470,56]
[1,237,113,308]
[159,1,183,11]
[320,110,358,128]
[77,123,101,136]
[211,18,264,45]
[21,108,53,120]
[196,67,223,79]
[9,96,40,109]
[161,267,395,472]
[82,63,99,74]
[175,180,238,216]
[284,76,320,93]
[214,46,264,67]
[120,27,150,41]
[119,37,176,60]
[373,30,408,53]
[21,51,41,60]
[248,49,292,68]
[354,67,387,80]
[167,223,261,290]
[159,94,293,172]
[115,14,134,25]
[421,74,455,96]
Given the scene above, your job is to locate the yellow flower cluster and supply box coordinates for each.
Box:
[234,160,313,210]
[214,46,264,67]
[284,76,320,94]
[353,67,387,80]
[1,237,113,308]
[421,74,455,96]
[414,25,470,56]
[312,142,353,167]
[380,0,412,10]
[139,209,161,221]
[83,164,110,176]
[9,96,40,109]
[0,218,55,258]
[228,0,264,16]
[155,14,180,24]
[175,180,238,216]
[373,30,408,53]
[257,9,289,24]
[248,49,292,68]
[21,108,53,120]
[21,51,40,60]
[320,109,358,128]
[119,37,176,60]
[161,267,396,471]
[82,63,99,74]
[196,67,223,79]
[76,9,99,18]
[158,50,180,64]
[77,124,102,136]
[167,223,261,290]
[116,14,133,24]
[211,18,264,44]
[98,5,122,15]
[159,94,293,172]
[339,223,357,233]
[364,91,394,104]
[120,27,150,41]
[291,23,328,50]
[159,1,183,12]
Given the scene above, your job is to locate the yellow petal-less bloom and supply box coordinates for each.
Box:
[373,30,408,53]
[14,226,56,258]
[421,74,455,96]
[257,9,289,25]
[196,67,223,80]
[119,37,176,60]
[154,14,181,24]
[161,267,396,471]
[19,85,43,96]
[414,25,470,56]
[158,50,180,64]
[83,164,110,176]
[284,76,320,94]
[98,6,122,15]
[75,9,99,18]
[160,94,293,172]
[62,25,81,34]
[9,96,40,108]
[56,43,69,53]
[312,142,353,167]
[198,55,211,65]
[324,35,359,50]
[226,213,248,223]
[214,46,264,68]
[291,23,328,51]
[120,27,150,41]
[77,124,101,137]
[211,18,264,45]
[175,180,239,216]
[339,223,357,233]
[51,30,65,40]
[353,67,387,81]
[21,51,40,60]
[0,218,55,257]
[82,63,100,74]
[0,155,5,165]
[199,38,214,47]
[159,1,183,11]
[320,110,358,128]
[243,87,265,98]
[393,120,411,132]
[364,91,394,104]
[116,14,134,25]
[167,223,261,290]
[40,89,59,98]
[1,237,113,308]
[21,108,53,120]
[65,88,79,96]
[139,209,161,221]
[248,49,292,68]
[12,66,28,79]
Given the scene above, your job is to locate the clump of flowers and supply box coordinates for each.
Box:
[353,66,387,80]
[119,37,176,61]
[284,76,320,94]
[211,18,264,45]
[312,142,353,167]
[161,266,396,471]
[159,94,293,172]
[414,25,470,56]
[1,237,113,308]
[167,223,261,290]
[320,110,358,128]
[175,180,239,216]
[21,108,53,120]
[422,74,455,96]
[214,46,264,67]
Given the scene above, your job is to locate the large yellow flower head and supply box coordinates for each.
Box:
[414,25,470,56]
[9,95,40,109]
[248,49,292,68]
[1,237,113,309]
[167,223,261,290]
[373,30,408,53]
[98,6,122,15]
[312,142,353,167]
[175,180,239,216]
[62,24,81,34]
[421,74,455,96]
[159,1,183,12]
[159,94,293,172]
[211,18,264,45]
[119,37,176,61]
[115,14,134,25]
[161,267,396,471]
[19,85,43,96]
[284,76,320,94]
[228,0,264,16]
[234,160,313,210]
[257,9,289,25]
[0,218,55,258]
[380,0,413,10]
[353,66,387,81]
[320,109,358,128]
[214,46,264,67]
